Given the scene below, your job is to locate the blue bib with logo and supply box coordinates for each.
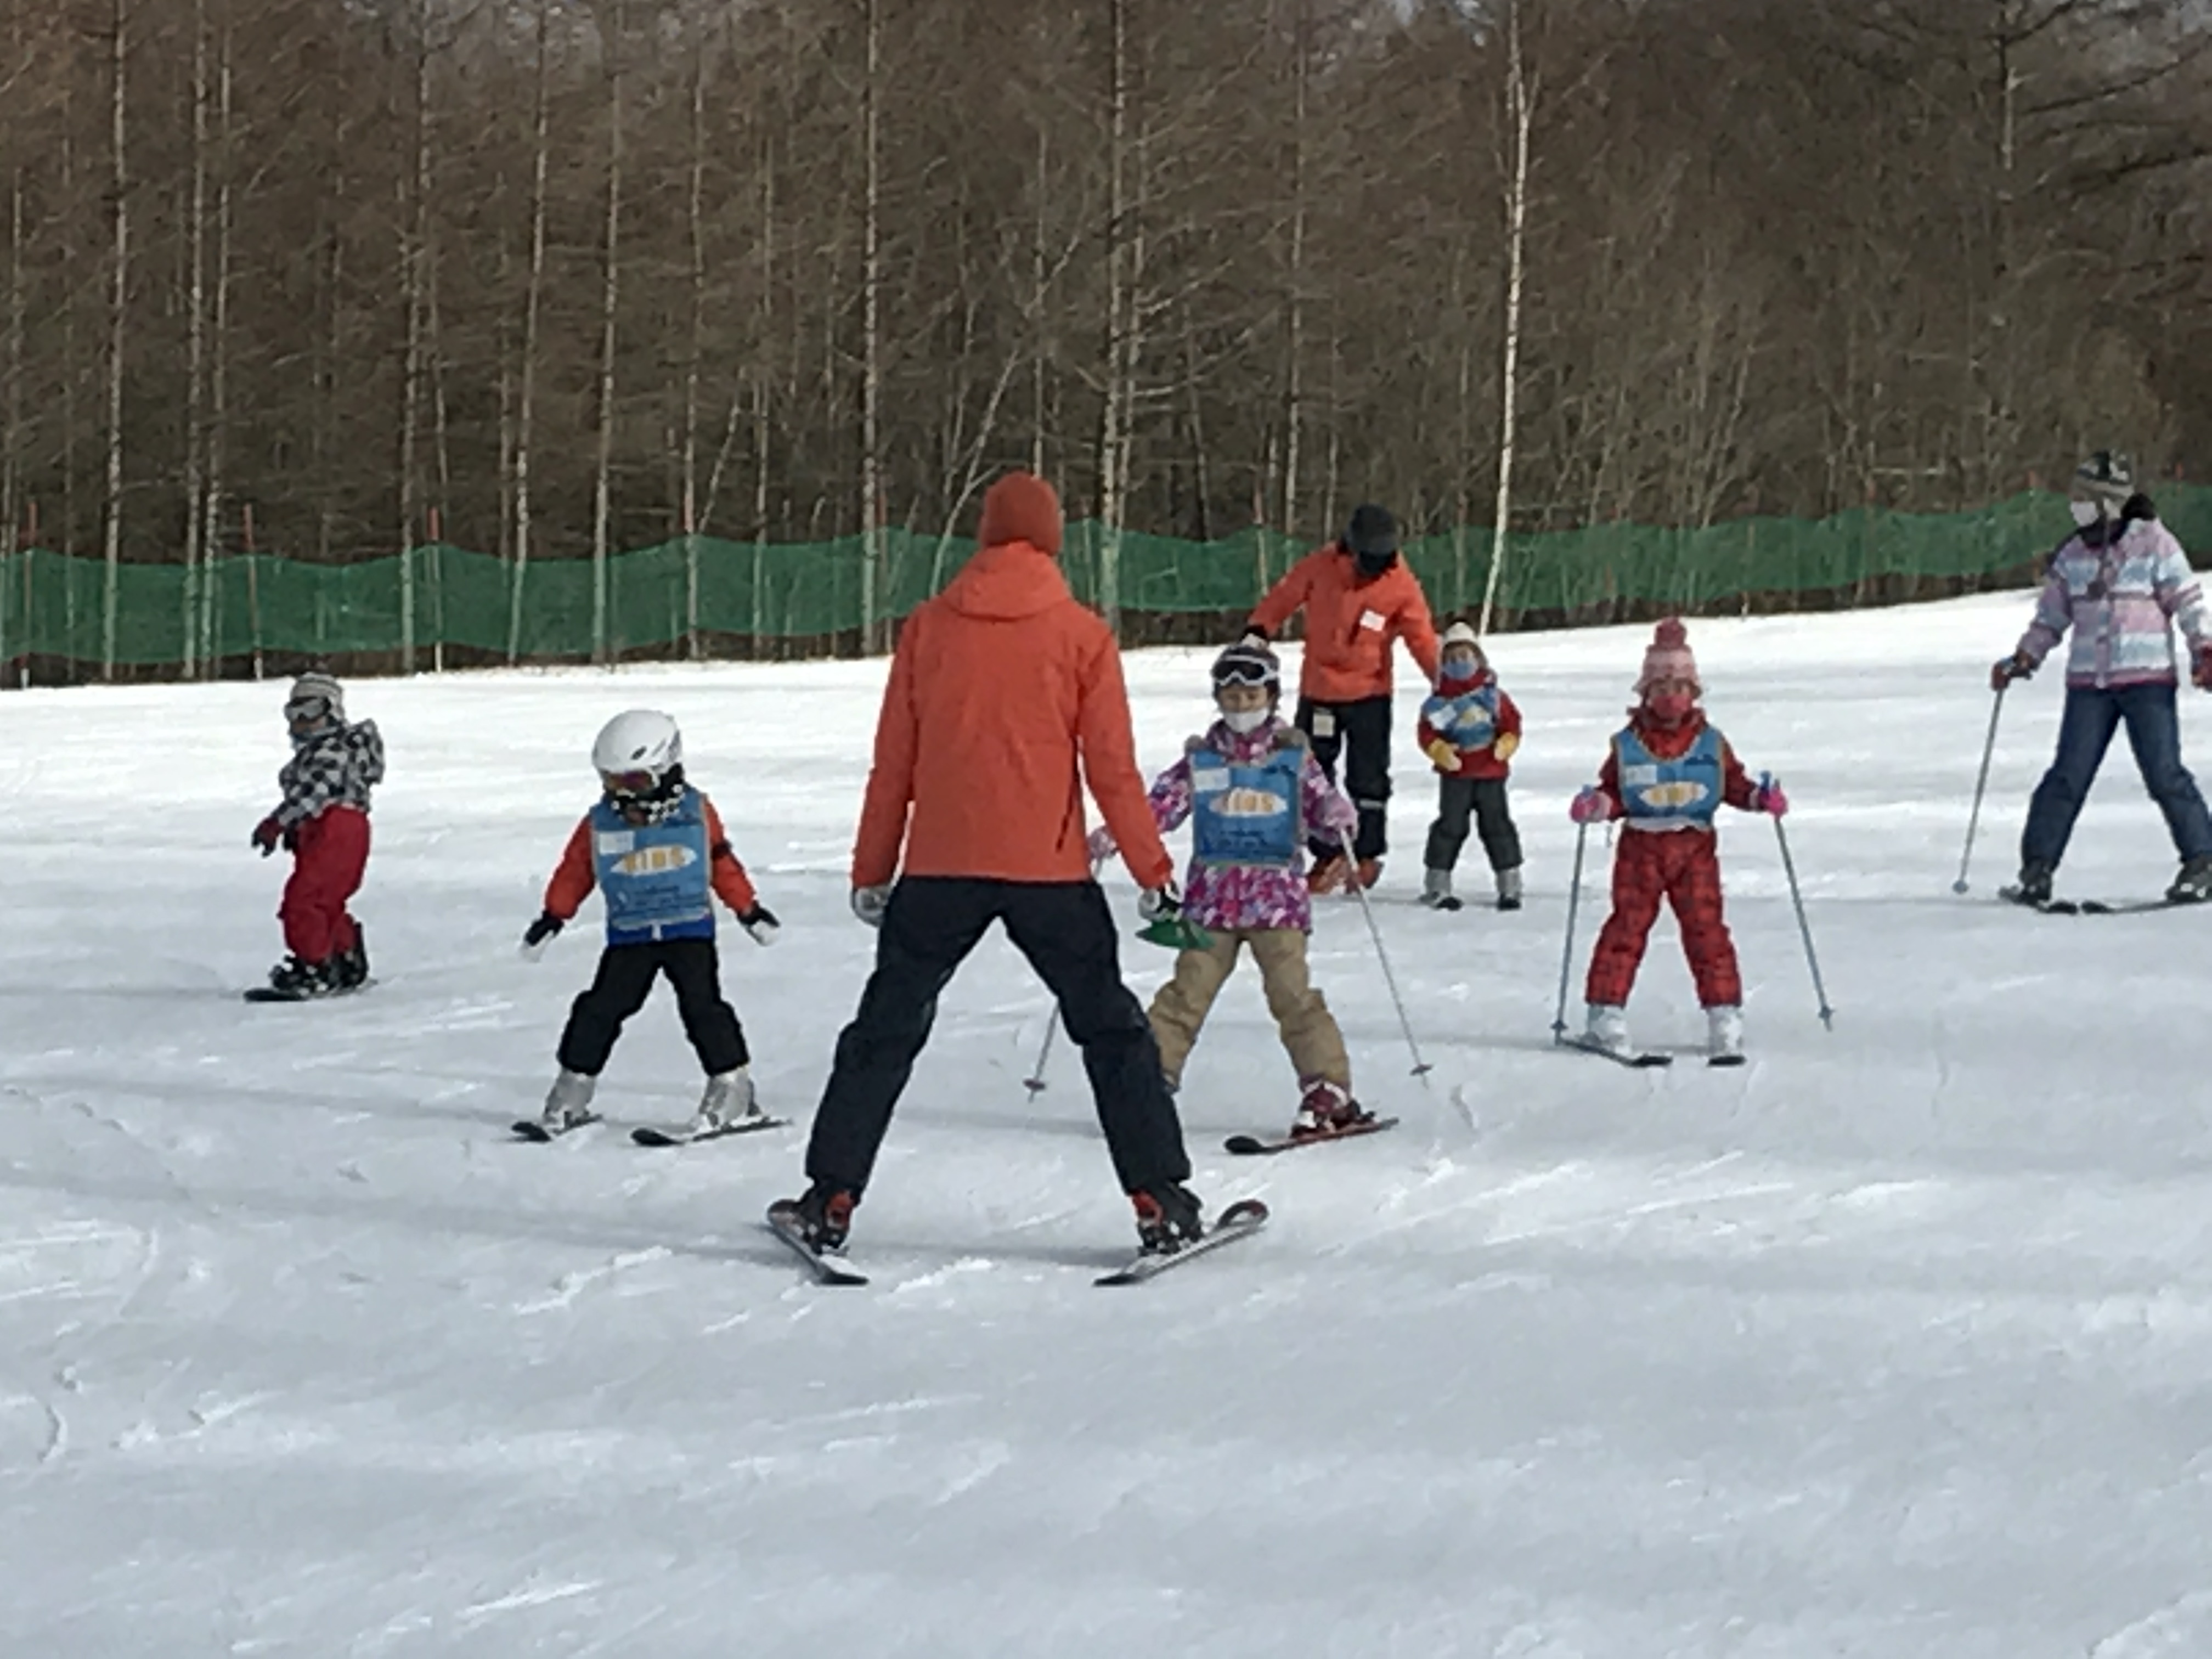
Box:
[1423,683,1501,749]
[590,793,715,943]
[1189,743,1305,868]
[1613,726,1723,828]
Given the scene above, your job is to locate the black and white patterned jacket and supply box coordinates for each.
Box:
[274,719,386,827]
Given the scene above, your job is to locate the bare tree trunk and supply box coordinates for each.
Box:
[507,0,551,665]
[1031,126,1048,476]
[60,75,77,578]
[749,132,774,650]
[590,0,627,667]
[181,0,209,679]
[1280,0,1309,535]
[1478,0,1532,641]
[395,1,432,676]
[859,0,885,654]
[2,0,22,682]
[428,222,452,673]
[681,29,708,659]
[100,0,128,682]
[1094,0,1133,636]
[199,4,232,677]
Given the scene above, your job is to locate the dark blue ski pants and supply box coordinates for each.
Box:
[2022,681,2212,868]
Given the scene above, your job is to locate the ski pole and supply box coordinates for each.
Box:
[1028,849,1109,1094]
[1769,787,1834,1030]
[1954,684,2006,894]
[1553,819,1589,1043]
[1336,830,1434,1085]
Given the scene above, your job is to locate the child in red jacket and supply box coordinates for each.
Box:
[1417,622,1525,911]
[520,710,779,1138]
[1567,619,1786,1063]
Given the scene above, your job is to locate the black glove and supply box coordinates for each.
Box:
[522,912,564,950]
[1237,625,1268,648]
[738,905,780,946]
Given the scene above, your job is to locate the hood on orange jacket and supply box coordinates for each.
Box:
[1249,544,1440,703]
[850,538,1174,891]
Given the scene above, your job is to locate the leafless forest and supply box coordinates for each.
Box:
[3,0,2209,613]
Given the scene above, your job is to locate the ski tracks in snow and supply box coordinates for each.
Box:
[2089,1590,2212,1657]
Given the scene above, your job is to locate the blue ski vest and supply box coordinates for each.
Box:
[1612,725,1724,828]
[1188,741,1305,868]
[590,792,715,943]
[1423,682,1502,749]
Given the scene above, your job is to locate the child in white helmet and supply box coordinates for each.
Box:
[520,710,780,1137]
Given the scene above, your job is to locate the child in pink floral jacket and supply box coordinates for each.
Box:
[1091,643,1370,1138]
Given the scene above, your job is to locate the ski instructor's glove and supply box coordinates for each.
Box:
[851,885,893,928]
[738,905,780,946]
[521,912,563,960]
[1138,881,1183,925]
[1990,650,2035,692]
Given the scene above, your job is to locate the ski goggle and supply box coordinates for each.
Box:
[1214,658,1278,689]
[285,695,332,724]
[601,769,658,796]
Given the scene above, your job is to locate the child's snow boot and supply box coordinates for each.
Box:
[334,926,369,991]
[1419,869,1462,912]
[2167,855,2212,904]
[1580,1003,1632,1058]
[266,955,335,1000]
[539,1068,597,1131]
[1355,857,1384,891]
[1706,1005,1745,1064]
[692,1066,759,1132]
[1291,1077,1373,1139]
[1496,866,1523,912]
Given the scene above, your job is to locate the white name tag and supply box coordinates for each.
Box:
[1359,610,1386,632]
[1192,767,1232,792]
[596,830,635,855]
[1311,709,1338,738]
[1623,764,1660,787]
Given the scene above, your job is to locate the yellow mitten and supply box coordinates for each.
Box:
[1493,731,1520,764]
[1425,738,1458,772]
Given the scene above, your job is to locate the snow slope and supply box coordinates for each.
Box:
[4,594,2212,1658]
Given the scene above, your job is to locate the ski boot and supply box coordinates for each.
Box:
[1580,1002,1632,1058]
[690,1066,759,1133]
[781,1181,856,1252]
[2007,859,2055,907]
[1419,869,1462,912]
[1355,857,1384,891]
[1291,1077,1373,1139]
[266,955,335,1000]
[1130,1182,1205,1256]
[334,926,369,991]
[1706,1005,1745,1063]
[1496,866,1524,912]
[539,1068,597,1132]
[2167,855,2212,904]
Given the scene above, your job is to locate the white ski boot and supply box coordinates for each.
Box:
[690,1066,759,1133]
[1581,1003,1632,1058]
[540,1068,597,1130]
[1496,866,1524,912]
[1706,1005,1745,1064]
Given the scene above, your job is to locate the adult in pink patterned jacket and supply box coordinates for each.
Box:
[1992,450,2212,906]
[1090,643,1373,1141]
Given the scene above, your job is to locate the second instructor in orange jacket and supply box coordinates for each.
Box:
[1245,504,1440,889]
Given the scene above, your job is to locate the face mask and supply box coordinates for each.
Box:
[2069,499,2103,528]
[1441,658,1479,683]
[1221,707,1269,735]
[1646,691,1694,726]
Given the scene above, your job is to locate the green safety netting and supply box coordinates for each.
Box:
[5,487,2209,669]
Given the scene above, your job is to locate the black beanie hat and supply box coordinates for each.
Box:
[1344,503,1398,563]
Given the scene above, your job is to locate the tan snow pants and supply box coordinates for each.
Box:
[1147,927,1350,1088]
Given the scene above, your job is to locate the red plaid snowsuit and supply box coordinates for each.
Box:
[1583,712,1757,1009]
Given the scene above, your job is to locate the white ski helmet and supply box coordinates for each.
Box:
[591,709,684,795]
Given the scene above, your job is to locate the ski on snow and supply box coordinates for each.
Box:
[1224,1118,1400,1157]
[243,979,376,1004]
[759,1197,1272,1288]
[1095,1199,1270,1285]
[1559,1034,1673,1068]
[763,1202,870,1285]
[510,1113,601,1142]
[2000,887,2204,917]
[631,1115,789,1148]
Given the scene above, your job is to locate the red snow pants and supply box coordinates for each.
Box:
[280,805,370,961]
[1584,826,1742,1009]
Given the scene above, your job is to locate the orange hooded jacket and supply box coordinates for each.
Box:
[1250,544,1441,703]
[850,473,1175,892]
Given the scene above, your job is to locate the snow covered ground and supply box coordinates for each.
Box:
[5,592,2212,1657]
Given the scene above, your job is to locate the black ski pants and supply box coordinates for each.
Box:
[805,877,1190,1198]
[1296,693,1393,861]
[557,937,749,1077]
[1424,776,1523,875]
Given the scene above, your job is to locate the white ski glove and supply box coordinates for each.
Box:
[851,884,893,928]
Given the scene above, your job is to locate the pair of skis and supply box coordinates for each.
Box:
[510,1113,791,1148]
[763,1196,1273,1288]
[1559,1034,1745,1070]
[1998,885,2202,917]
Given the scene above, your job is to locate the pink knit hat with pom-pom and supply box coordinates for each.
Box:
[1635,618,1700,695]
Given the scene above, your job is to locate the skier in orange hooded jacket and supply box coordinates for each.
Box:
[1244,503,1440,891]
